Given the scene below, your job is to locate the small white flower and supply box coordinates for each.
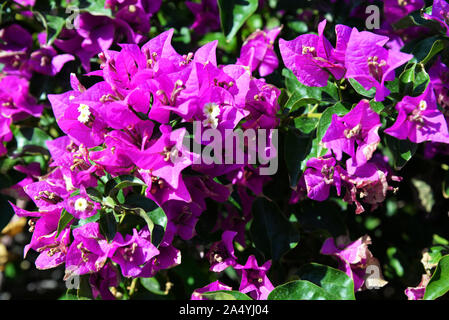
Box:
[203,102,220,118]
[77,103,91,124]
[74,198,88,212]
[202,116,219,129]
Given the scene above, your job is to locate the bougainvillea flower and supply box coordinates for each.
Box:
[235,255,274,300]
[207,230,238,272]
[65,222,118,278]
[322,99,381,166]
[405,274,430,300]
[279,19,347,87]
[384,84,449,144]
[191,280,232,300]
[139,243,181,277]
[89,262,120,300]
[163,200,204,241]
[343,153,402,214]
[0,75,44,119]
[424,0,449,37]
[345,28,413,101]
[111,227,159,277]
[0,24,33,77]
[10,203,71,270]
[302,154,345,201]
[185,0,221,35]
[23,179,69,212]
[28,46,74,76]
[237,26,282,77]
[320,235,387,291]
[64,186,101,220]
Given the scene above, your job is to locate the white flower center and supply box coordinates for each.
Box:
[203,102,220,118]
[74,198,88,212]
[202,103,220,129]
[77,104,91,124]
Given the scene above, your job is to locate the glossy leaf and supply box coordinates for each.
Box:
[56,209,74,238]
[268,280,334,300]
[250,197,299,261]
[218,0,258,41]
[424,255,449,300]
[298,263,355,300]
[284,128,311,187]
[201,290,252,300]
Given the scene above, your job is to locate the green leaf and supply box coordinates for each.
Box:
[45,15,65,45]
[123,195,167,247]
[410,36,445,65]
[218,0,258,42]
[0,194,14,232]
[284,128,311,187]
[383,135,417,170]
[104,175,146,199]
[56,209,74,237]
[99,210,117,242]
[12,126,52,156]
[424,255,449,300]
[412,64,430,96]
[201,290,252,300]
[399,63,416,97]
[316,102,349,142]
[250,197,299,261]
[293,117,319,134]
[369,100,385,114]
[85,187,103,203]
[283,68,322,101]
[298,263,356,300]
[71,212,101,229]
[268,280,335,300]
[420,39,445,65]
[80,0,113,17]
[140,277,168,296]
[77,275,93,300]
[348,78,376,98]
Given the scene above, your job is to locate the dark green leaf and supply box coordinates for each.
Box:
[298,263,355,300]
[424,255,449,300]
[383,135,417,170]
[104,175,146,199]
[293,117,319,134]
[218,0,258,41]
[45,15,66,45]
[99,210,117,242]
[56,209,74,238]
[268,280,334,300]
[316,102,349,142]
[250,197,299,261]
[348,78,376,98]
[284,128,311,187]
[201,290,252,300]
[420,39,445,65]
[0,195,14,232]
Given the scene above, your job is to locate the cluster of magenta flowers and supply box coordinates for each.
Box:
[9,27,281,299]
[3,0,449,301]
